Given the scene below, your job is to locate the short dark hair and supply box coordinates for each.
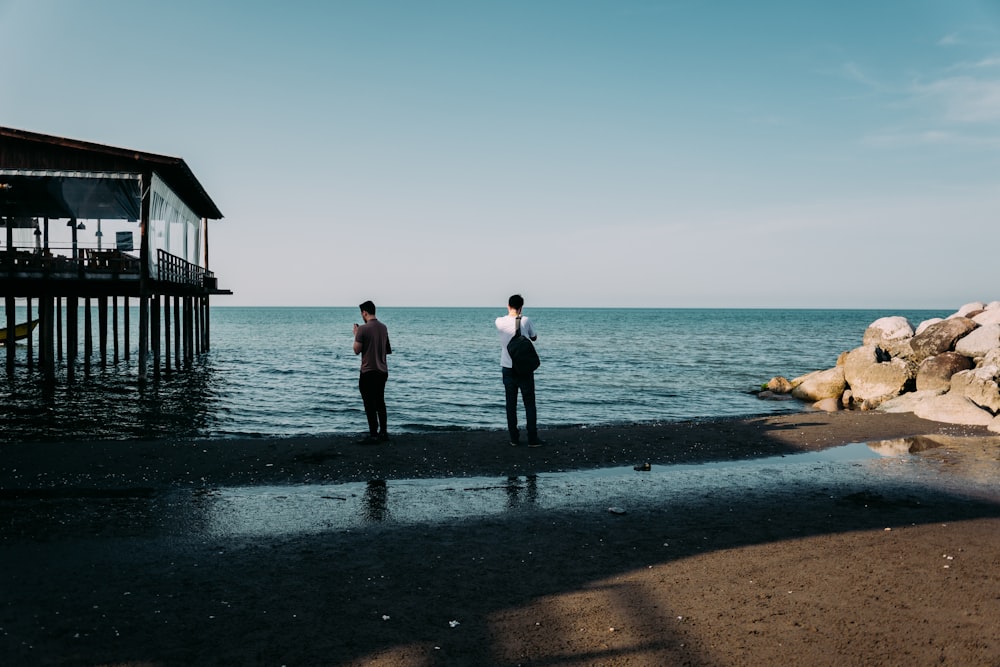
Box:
[359,300,376,315]
[508,294,524,310]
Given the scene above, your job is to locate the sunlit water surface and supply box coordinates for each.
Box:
[0,307,948,442]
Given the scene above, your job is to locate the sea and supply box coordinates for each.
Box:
[0,306,948,444]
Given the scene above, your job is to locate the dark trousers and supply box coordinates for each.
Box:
[359,371,388,436]
[502,366,537,444]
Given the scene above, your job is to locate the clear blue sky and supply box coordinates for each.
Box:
[2,1,998,308]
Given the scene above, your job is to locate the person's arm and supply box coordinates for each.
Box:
[524,317,538,341]
[353,323,362,355]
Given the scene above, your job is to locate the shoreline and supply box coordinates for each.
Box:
[1,410,994,491]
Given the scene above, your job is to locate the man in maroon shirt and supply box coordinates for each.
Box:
[353,300,392,443]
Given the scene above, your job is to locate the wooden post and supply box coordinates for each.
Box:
[26,297,34,372]
[194,293,201,355]
[202,217,211,353]
[138,295,148,378]
[66,295,77,382]
[37,293,48,369]
[56,296,63,363]
[84,297,92,375]
[138,170,151,380]
[164,293,172,374]
[42,295,55,383]
[203,296,210,352]
[124,297,130,361]
[113,295,120,364]
[4,295,14,376]
[186,296,194,364]
[37,294,47,367]
[173,295,181,370]
[99,296,108,370]
[152,293,161,377]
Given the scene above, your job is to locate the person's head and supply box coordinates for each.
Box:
[359,300,376,320]
[508,294,524,314]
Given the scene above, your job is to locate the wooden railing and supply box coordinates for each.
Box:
[1,247,215,289]
[156,249,215,287]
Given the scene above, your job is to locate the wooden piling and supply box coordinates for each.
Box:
[164,294,172,374]
[4,295,13,376]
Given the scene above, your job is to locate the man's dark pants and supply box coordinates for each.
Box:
[502,366,537,444]
[359,370,388,437]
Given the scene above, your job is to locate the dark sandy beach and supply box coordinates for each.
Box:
[1,411,999,666]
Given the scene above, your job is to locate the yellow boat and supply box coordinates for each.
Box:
[0,319,39,343]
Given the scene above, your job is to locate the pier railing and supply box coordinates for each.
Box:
[156,249,215,288]
[1,247,214,289]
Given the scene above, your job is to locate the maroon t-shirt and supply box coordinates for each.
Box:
[356,318,391,374]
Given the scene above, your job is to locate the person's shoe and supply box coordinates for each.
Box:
[356,435,379,445]
[528,439,546,448]
[377,433,390,443]
[510,440,520,447]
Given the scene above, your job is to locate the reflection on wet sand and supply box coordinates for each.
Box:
[182,441,1000,539]
[362,479,389,522]
[505,475,537,509]
[866,434,1000,489]
[4,440,997,543]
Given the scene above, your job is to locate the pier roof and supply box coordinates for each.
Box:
[0,126,223,221]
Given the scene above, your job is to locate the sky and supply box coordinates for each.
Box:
[2,0,999,309]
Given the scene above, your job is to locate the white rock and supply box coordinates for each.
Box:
[953,302,986,318]
[954,324,1000,358]
[878,390,945,413]
[912,393,994,426]
[791,367,846,402]
[972,309,1000,326]
[949,366,1000,414]
[863,316,914,347]
[843,346,916,407]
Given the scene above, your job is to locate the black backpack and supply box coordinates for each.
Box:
[507,316,540,373]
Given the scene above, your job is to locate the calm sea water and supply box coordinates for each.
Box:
[0,307,946,443]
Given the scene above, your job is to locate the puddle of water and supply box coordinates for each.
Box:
[197,442,921,538]
[5,440,995,542]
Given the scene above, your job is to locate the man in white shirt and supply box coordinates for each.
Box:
[495,294,543,447]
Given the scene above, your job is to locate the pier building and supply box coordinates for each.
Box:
[0,126,230,381]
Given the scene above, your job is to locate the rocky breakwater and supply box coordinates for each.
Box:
[763,301,1000,431]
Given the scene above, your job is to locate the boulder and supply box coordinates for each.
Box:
[972,308,1000,325]
[954,323,1000,359]
[843,345,917,408]
[765,376,794,394]
[790,367,846,402]
[908,317,978,362]
[878,390,946,414]
[811,397,841,412]
[981,348,1000,369]
[915,317,942,335]
[916,352,973,392]
[953,302,986,318]
[862,316,913,348]
[912,393,994,426]
[949,366,1000,415]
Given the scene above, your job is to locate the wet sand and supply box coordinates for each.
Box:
[1,411,999,666]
